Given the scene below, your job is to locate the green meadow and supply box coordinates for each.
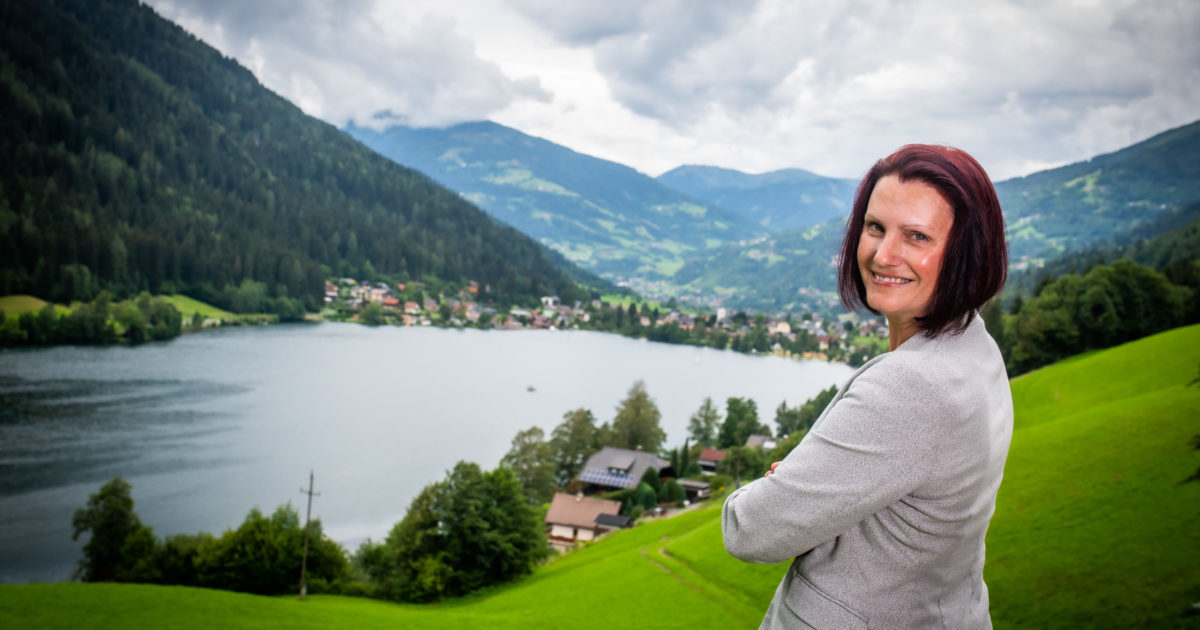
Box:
[0,295,70,318]
[2,325,1197,629]
[159,295,236,323]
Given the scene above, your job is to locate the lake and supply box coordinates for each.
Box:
[0,323,854,583]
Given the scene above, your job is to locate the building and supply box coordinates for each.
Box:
[697,447,727,474]
[745,434,778,450]
[577,447,669,492]
[544,493,622,551]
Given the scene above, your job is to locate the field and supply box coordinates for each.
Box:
[0,295,70,318]
[1,325,1198,629]
[160,294,236,322]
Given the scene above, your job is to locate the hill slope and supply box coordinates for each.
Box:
[344,121,764,284]
[656,165,858,231]
[4,325,1197,628]
[997,119,1200,267]
[0,0,582,307]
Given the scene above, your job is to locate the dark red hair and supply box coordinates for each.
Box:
[837,144,1007,337]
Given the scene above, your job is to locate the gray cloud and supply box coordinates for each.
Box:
[145,0,1198,180]
[147,0,551,128]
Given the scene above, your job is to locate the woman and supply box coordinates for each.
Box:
[722,144,1012,629]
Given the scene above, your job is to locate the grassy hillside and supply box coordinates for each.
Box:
[3,325,1198,628]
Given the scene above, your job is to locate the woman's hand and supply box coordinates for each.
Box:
[764,461,782,477]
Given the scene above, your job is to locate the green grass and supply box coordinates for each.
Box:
[0,295,71,318]
[160,294,234,322]
[2,325,1198,628]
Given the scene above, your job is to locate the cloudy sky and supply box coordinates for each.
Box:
[146,0,1199,181]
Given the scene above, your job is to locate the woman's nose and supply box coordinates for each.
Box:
[874,234,901,266]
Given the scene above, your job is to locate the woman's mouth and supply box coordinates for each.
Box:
[871,272,912,285]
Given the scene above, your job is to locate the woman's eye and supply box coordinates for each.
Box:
[866,222,882,233]
[911,232,928,242]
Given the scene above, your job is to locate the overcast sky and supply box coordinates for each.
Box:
[146,0,1199,182]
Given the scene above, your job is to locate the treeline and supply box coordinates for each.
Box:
[71,478,349,595]
[1,292,181,345]
[0,0,583,313]
[985,258,1199,375]
[581,301,883,366]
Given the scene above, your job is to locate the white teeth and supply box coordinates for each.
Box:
[873,273,911,284]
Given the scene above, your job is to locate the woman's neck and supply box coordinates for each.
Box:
[886,316,921,351]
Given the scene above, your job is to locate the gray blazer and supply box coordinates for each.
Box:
[723,315,1012,629]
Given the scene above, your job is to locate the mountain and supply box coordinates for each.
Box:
[0,0,586,309]
[656,165,858,231]
[1004,198,1200,298]
[670,217,846,312]
[996,119,1200,267]
[344,121,764,283]
[671,120,1200,311]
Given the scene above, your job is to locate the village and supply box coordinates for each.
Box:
[323,277,891,365]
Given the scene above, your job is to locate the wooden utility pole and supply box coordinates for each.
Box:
[299,470,319,600]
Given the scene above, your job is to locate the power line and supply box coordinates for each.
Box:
[299,470,320,600]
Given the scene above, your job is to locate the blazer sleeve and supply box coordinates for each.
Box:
[722,355,955,564]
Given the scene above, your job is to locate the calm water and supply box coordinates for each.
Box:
[0,323,853,582]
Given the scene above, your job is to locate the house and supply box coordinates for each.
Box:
[544,493,622,551]
[745,434,777,450]
[404,301,420,315]
[677,479,712,502]
[381,297,400,310]
[594,513,633,533]
[540,296,561,309]
[697,447,726,474]
[577,447,669,492]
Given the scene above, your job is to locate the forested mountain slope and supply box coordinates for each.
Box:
[0,0,584,309]
[656,165,858,231]
[996,119,1200,266]
[344,121,764,282]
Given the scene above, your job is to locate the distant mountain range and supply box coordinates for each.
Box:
[673,121,1200,310]
[352,117,1200,311]
[656,165,858,231]
[344,122,763,284]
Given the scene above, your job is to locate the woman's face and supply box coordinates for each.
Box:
[856,175,955,327]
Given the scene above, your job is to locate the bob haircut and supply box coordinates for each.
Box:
[837,144,1007,337]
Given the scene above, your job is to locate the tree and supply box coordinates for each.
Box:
[193,503,347,596]
[375,462,545,602]
[608,380,665,452]
[687,397,721,445]
[500,426,556,505]
[718,397,768,448]
[548,408,599,487]
[71,477,156,582]
[719,446,767,488]
[360,301,385,326]
[774,401,805,437]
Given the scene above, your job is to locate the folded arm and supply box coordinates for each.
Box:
[722,359,950,564]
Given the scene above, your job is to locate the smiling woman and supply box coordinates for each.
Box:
[723,145,1012,629]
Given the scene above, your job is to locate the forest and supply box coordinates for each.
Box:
[0,0,585,316]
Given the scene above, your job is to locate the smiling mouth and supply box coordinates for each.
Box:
[871,272,912,285]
